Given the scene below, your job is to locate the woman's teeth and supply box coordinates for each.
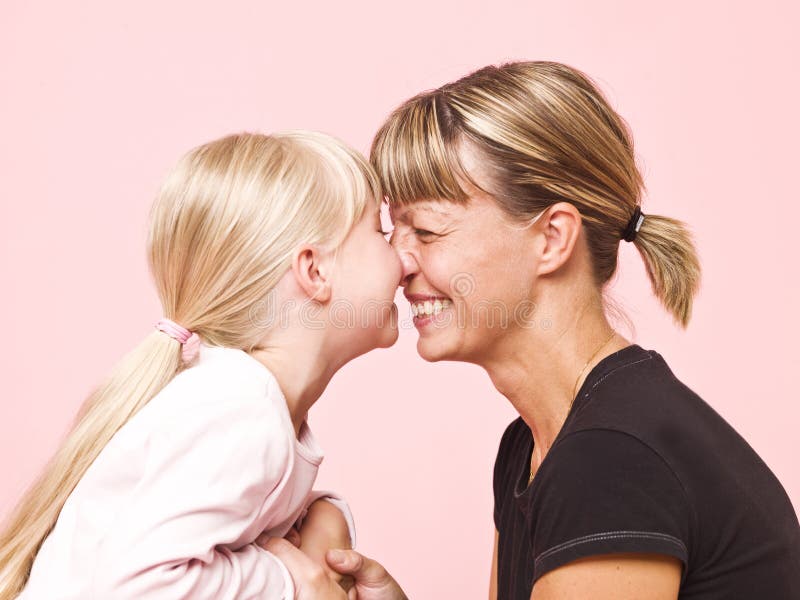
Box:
[411,299,452,317]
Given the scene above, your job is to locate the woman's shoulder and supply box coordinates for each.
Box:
[568,346,713,447]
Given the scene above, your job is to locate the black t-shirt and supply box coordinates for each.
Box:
[493,344,800,599]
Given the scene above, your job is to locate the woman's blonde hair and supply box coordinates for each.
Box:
[0,130,381,598]
[371,61,701,327]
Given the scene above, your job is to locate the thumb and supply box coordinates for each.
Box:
[326,548,363,573]
[326,549,388,585]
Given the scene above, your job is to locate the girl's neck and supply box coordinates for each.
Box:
[249,343,337,438]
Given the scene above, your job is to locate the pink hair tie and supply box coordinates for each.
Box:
[155,318,201,365]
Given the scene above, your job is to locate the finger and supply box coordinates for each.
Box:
[326,549,387,584]
[263,537,321,576]
[347,586,358,600]
[326,548,361,574]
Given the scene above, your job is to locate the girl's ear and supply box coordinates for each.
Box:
[291,244,333,304]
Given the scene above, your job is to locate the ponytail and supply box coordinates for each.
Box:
[632,213,701,328]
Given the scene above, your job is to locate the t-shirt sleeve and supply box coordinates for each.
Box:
[529,429,691,585]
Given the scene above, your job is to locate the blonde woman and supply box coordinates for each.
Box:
[0,131,402,599]
[304,62,800,599]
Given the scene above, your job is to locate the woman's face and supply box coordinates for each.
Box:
[389,190,541,364]
[329,201,403,355]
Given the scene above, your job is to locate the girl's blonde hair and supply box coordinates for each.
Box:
[371,61,701,327]
[0,131,381,598]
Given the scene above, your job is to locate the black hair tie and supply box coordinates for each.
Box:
[622,205,645,243]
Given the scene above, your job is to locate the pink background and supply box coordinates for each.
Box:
[2,1,798,597]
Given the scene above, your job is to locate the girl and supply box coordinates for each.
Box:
[0,131,402,599]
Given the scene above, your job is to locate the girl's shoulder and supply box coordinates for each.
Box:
[134,344,293,446]
[178,344,278,399]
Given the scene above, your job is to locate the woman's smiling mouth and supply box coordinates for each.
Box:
[405,293,453,327]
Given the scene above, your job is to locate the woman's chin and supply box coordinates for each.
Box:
[416,334,458,363]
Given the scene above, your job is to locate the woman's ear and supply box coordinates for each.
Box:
[534,202,582,277]
[291,244,333,304]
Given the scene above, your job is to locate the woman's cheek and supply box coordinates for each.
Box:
[425,255,450,292]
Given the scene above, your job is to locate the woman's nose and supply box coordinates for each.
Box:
[394,250,419,288]
[390,234,419,288]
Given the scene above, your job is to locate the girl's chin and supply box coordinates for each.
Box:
[377,325,400,349]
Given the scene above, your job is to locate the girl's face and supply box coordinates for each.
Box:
[328,201,403,356]
[389,192,540,364]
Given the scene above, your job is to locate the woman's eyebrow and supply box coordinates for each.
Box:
[393,204,453,224]
[417,204,452,217]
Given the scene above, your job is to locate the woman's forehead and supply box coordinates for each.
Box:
[390,201,456,223]
[392,194,510,225]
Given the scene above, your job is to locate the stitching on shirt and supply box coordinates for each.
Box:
[581,355,653,401]
[534,530,687,565]
[542,354,655,466]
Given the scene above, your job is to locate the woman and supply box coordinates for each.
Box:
[270,62,800,599]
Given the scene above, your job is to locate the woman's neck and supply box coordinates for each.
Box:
[481,298,629,464]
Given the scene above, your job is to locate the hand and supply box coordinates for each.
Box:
[326,549,407,600]
[298,499,354,592]
[260,537,349,600]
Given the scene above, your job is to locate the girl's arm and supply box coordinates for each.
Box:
[295,489,357,548]
[91,395,296,599]
[296,498,354,591]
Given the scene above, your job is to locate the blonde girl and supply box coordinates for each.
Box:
[0,131,402,599]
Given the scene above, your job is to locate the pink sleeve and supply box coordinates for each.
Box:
[295,490,357,548]
[91,396,295,599]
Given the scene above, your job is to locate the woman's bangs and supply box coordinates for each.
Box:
[370,94,472,207]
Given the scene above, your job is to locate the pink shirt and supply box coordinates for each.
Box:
[20,344,355,599]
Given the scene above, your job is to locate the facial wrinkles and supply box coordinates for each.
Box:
[392,206,445,249]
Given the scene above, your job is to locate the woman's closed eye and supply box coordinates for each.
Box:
[413,228,436,240]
